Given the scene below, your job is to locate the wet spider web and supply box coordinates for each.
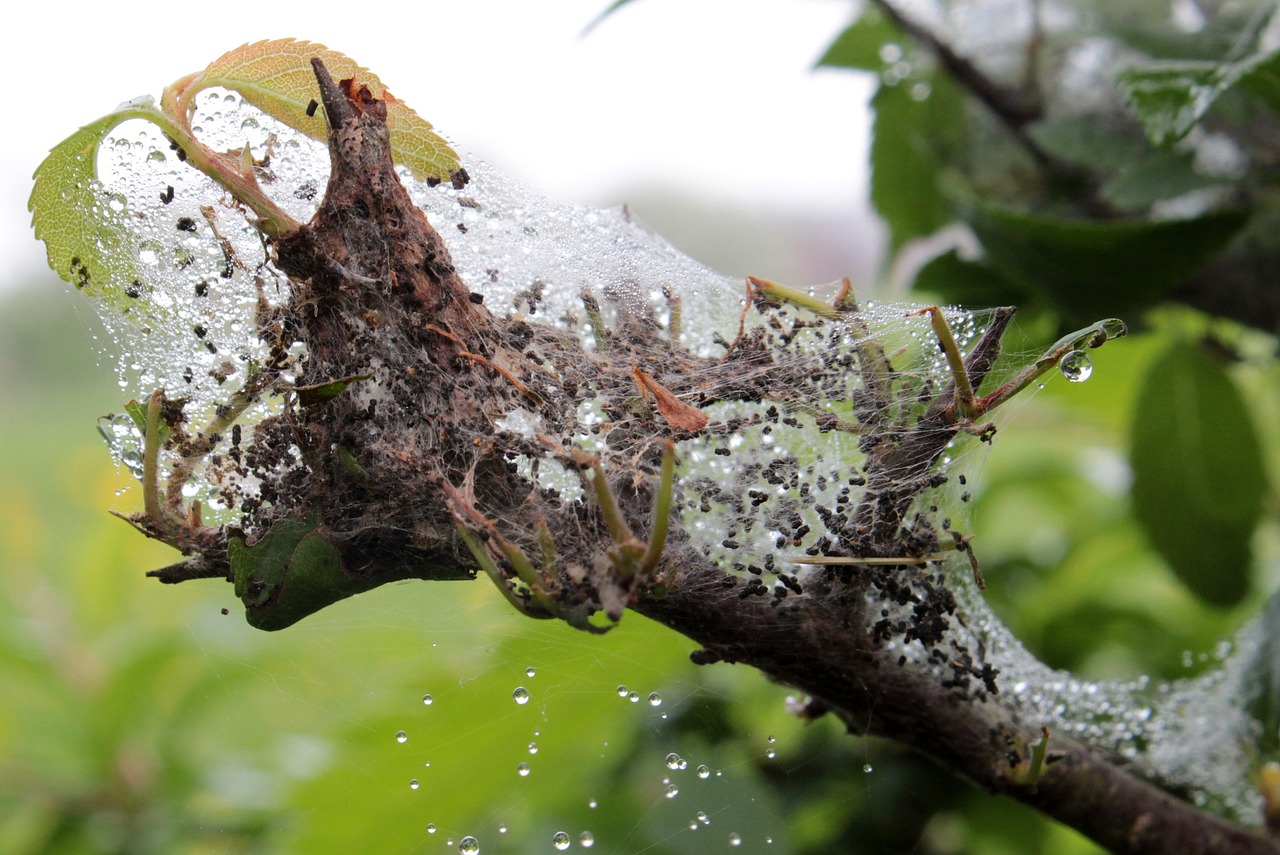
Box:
[82,87,1267,827]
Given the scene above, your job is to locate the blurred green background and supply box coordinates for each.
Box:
[3,248,1276,854]
[8,0,1280,850]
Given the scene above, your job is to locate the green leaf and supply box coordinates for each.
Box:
[230,514,474,631]
[29,100,163,305]
[123,399,171,445]
[1129,342,1267,606]
[1242,590,1280,760]
[294,372,372,407]
[1118,47,1280,146]
[816,11,902,72]
[870,74,966,250]
[957,194,1248,322]
[912,248,1019,307]
[177,39,462,184]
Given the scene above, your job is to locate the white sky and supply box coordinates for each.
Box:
[5,0,875,290]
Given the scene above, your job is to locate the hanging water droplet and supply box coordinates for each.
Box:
[696,765,710,779]
[459,836,480,854]
[410,779,419,790]
[422,694,433,705]
[517,762,531,777]
[665,784,679,798]
[395,730,408,743]
[728,832,742,846]
[647,692,662,706]
[427,824,438,834]
[552,831,571,850]
[498,824,508,834]
[627,691,639,703]
[526,666,537,678]
[1058,350,1093,382]
[765,748,776,759]
[528,742,539,754]
[766,735,775,744]
[665,753,682,770]
[696,811,710,825]
[588,799,598,809]
[616,685,628,698]
[863,763,874,773]
[579,831,595,848]
[513,687,530,704]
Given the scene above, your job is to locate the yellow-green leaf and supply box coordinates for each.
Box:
[181,39,461,184]
[30,100,161,306]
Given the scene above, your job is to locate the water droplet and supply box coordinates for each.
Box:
[517,762,531,777]
[879,43,902,63]
[616,685,628,698]
[862,763,874,773]
[552,831,571,850]
[513,687,530,704]
[410,779,419,790]
[1058,350,1093,382]
[665,753,682,770]
[765,749,776,759]
[526,667,536,678]
[696,765,710,779]
[422,694,433,705]
[588,799,598,809]
[427,824,437,834]
[395,730,408,743]
[627,691,640,703]
[528,742,539,754]
[647,692,662,707]
[697,811,710,825]
[498,824,508,834]
[728,832,742,846]
[664,784,679,798]
[766,735,776,744]
[579,831,594,848]
[459,836,479,854]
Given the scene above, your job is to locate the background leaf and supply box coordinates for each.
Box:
[815,11,903,72]
[957,195,1248,324]
[184,39,461,183]
[1129,341,1267,606]
[1118,47,1280,146]
[869,73,966,250]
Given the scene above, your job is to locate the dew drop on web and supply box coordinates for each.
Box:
[1058,349,1093,382]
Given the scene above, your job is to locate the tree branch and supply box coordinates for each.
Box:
[124,58,1276,854]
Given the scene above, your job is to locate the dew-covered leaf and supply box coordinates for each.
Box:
[1129,342,1266,606]
[1118,47,1280,146]
[181,39,461,183]
[870,73,965,250]
[957,194,1248,322]
[29,102,162,306]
